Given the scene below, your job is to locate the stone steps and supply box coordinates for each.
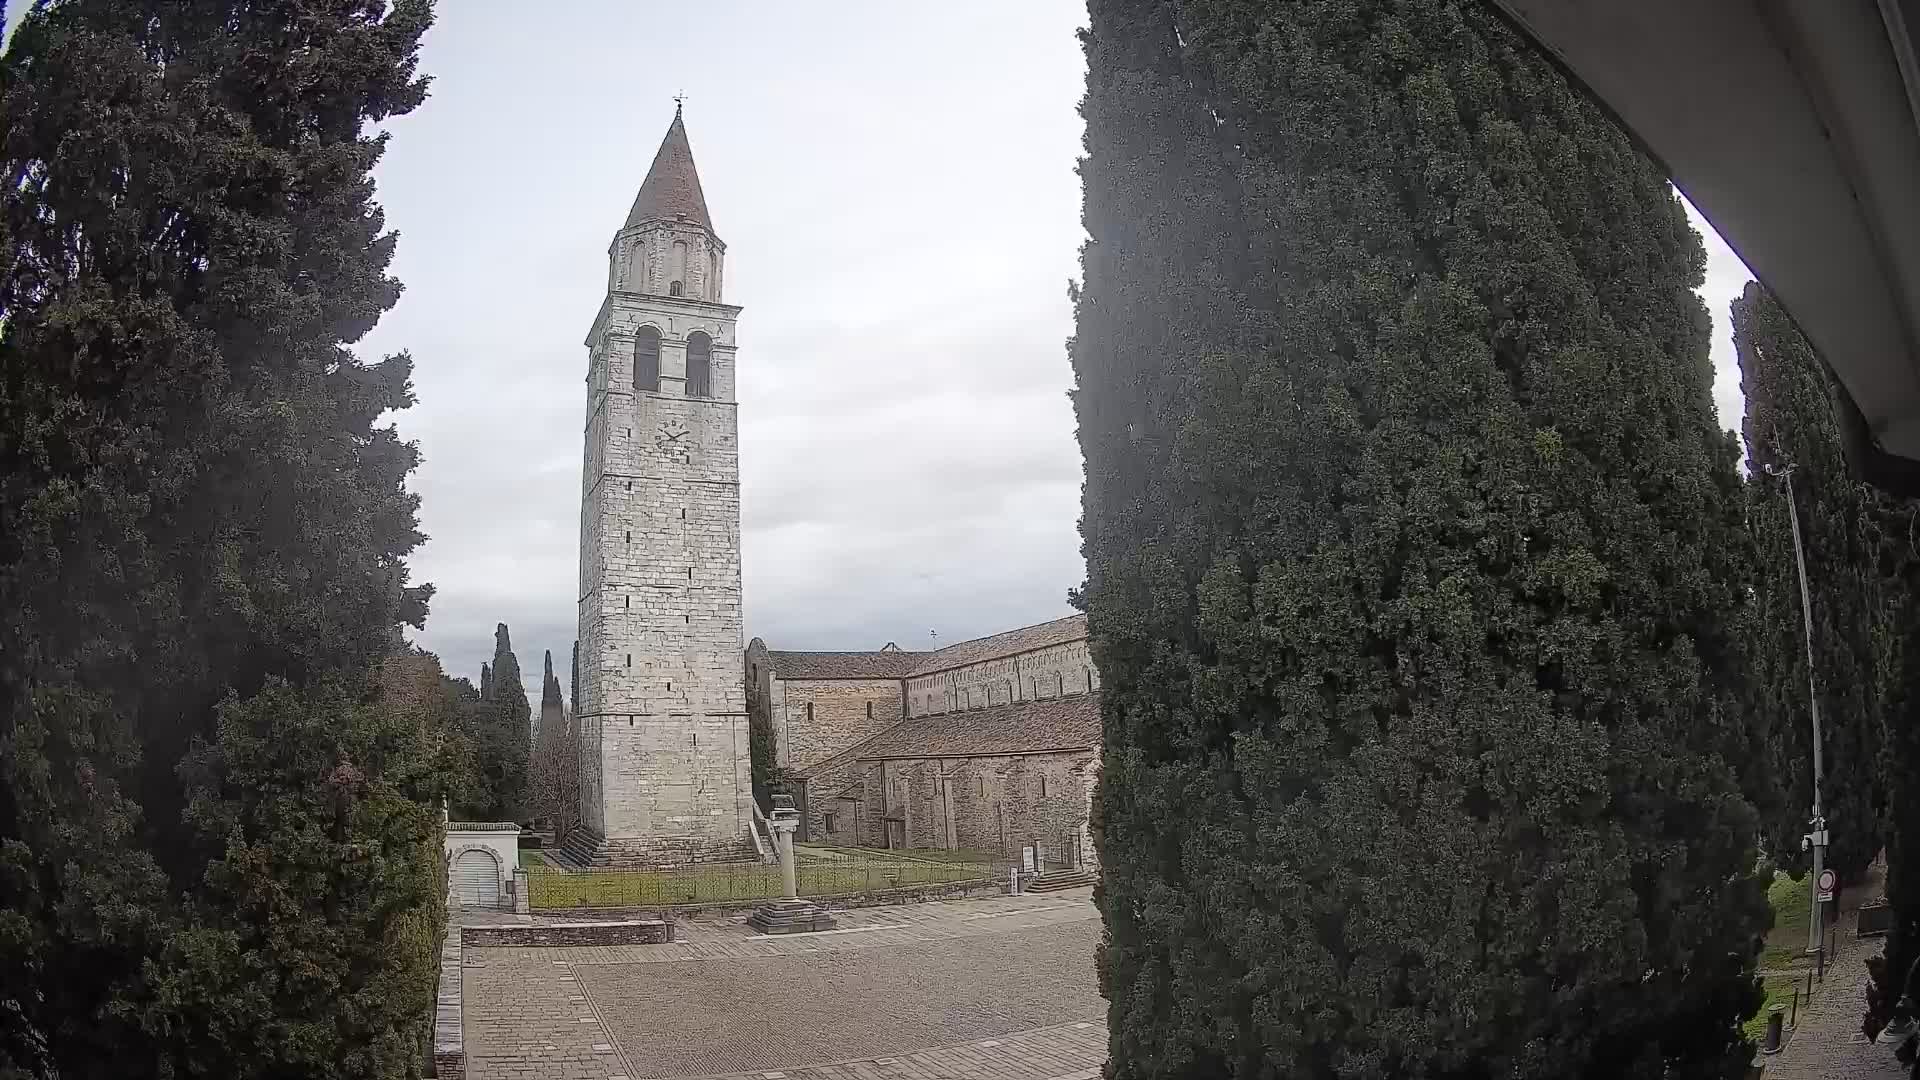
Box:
[746,898,838,935]
[1026,868,1096,893]
[552,828,611,869]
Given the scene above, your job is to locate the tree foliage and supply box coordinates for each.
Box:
[1073,1,1768,1075]
[447,623,528,822]
[529,649,579,836]
[1868,501,1920,1058]
[1734,281,1887,881]
[0,1,442,1075]
[483,624,529,819]
[151,658,457,1078]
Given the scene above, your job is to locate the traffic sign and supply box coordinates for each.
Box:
[1816,868,1837,902]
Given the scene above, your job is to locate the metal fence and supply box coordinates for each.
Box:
[525,850,997,910]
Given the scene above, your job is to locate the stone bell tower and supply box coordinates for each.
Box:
[570,105,752,866]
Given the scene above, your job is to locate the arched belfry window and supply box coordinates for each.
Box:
[686,331,712,398]
[634,326,661,393]
[669,240,688,297]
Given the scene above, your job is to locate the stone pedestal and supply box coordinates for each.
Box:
[746,897,837,934]
[748,795,837,935]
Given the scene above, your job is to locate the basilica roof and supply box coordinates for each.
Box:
[905,614,1086,678]
[850,693,1100,761]
[763,650,923,681]
[625,107,713,233]
[761,613,1088,683]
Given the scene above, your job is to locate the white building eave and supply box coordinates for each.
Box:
[1487,0,1920,491]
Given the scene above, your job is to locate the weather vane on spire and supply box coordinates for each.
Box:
[673,90,686,116]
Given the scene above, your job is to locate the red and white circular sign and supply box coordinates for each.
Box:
[1817,869,1837,894]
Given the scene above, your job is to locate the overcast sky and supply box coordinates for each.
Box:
[352,2,1757,693]
[4,4,1752,694]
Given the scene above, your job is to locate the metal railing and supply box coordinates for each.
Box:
[525,849,998,910]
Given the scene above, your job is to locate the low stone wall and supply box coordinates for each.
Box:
[433,922,463,1079]
[461,918,675,947]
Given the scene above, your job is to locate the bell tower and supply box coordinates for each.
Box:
[572,105,752,865]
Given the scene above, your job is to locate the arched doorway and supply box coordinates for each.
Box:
[453,848,501,908]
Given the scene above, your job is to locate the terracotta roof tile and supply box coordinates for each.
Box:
[765,650,923,680]
[907,614,1086,677]
[852,694,1100,760]
[625,109,713,232]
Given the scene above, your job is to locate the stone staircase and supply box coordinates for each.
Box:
[552,828,611,869]
[748,802,777,864]
[1025,867,1096,893]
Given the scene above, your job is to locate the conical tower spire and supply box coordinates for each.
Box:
[625,106,713,233]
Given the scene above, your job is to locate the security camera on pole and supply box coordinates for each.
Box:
[1765,459,1831,976]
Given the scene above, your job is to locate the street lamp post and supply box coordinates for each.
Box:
[1767,461,1830,972]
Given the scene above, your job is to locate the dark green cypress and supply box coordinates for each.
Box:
[542,650,562,713]
[1073,1,1767,1075]
[480,623,530,821]
[0,0,438,1074]
[490,625,528,728]
[1733,281,1887,882]
[1869,509,1920,1050]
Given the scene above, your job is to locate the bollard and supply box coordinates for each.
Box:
[1790,985,1798,1028]
[1761,1005,1786,1054]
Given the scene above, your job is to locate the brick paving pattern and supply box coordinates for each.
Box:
[688,1020,1108,1080]
[464,881,1920,1080]
[462,889,1106,1080]
[1764,910,1906,1080]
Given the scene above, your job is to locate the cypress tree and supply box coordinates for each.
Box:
[489,624,530,742]
[474,623,530,821]
[1073,2,1767,1075]
[542,650,562,713]
[1733,281,1887,882]
[0,1,438,1074]
[1869,513,1920,1053]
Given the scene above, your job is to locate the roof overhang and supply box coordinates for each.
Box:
[1484,0,1920,493]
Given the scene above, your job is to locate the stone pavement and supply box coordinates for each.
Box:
[462,888,1106,1080]
[1764,910,1905,1080]
[684,1019,1108,1080]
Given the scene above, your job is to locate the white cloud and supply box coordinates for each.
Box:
[366,2,1091,685]
[349,3,1753,689]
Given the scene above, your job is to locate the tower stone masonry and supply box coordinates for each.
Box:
[570,107,753,866]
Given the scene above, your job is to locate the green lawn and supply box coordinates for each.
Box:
[518,849,547,870]
[885,847,1004,865]
[1763,871,1813,968]
[801,844,1002,866]
[527,852,993,910]
[1743,973,1805,1042]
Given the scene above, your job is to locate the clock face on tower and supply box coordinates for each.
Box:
[654,418,691,464]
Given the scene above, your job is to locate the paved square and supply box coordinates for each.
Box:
[463,890,1106,1080]
[578,921,1099,1077]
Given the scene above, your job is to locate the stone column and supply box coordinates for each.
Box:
[747,795,835,935]
[776,816,798,899]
